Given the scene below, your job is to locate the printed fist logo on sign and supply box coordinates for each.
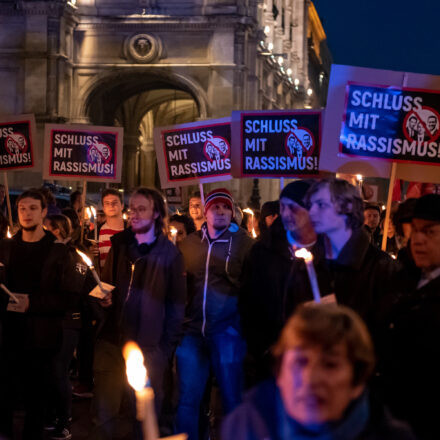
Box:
[5,133,28,156]
[203,136,230,162]
[285,128,315,159]
[403,106,440,143]
[87,142,112,165]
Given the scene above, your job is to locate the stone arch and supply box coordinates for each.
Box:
[75,68,209,124]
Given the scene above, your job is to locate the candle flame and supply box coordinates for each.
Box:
[355,174,363,182]
[251,228,257,238]
[85,207,92,219]
[123,213,128,221]
[170,226,177,237]
[6,227,12,239]
[295,248,313,262]
[243,208,254,215]
[90,206,96,217]
[76,249,93,267]
[123,341,147,391]
[176,209,181,215]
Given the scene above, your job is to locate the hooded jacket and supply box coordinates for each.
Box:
[99,229,186,358]
[179,222,254,336]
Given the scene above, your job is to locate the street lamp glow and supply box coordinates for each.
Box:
[268,42,273,51]
[277,56,284,65]
[264,25,270,36]
[307,88,313,96]
[287,68,292,76]
[294,78,300,86]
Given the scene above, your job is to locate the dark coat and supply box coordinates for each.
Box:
[0,230,81,350]
[241,225,395,372]
[99,229,186,358]
[179,223,254,336]
[378,272,440,440]
[222,379,416,440]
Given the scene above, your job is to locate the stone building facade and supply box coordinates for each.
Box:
[0,0,330,205]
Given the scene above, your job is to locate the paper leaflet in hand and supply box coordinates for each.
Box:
[89,282,114,299]
[6,293,29,313]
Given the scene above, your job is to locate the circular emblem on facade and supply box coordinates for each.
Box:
[125,33,163,63]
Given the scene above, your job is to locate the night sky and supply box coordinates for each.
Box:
[313,0,440,75]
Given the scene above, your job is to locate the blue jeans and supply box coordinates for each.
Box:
[175,328,245,440]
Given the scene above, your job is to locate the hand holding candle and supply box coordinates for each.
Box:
[76,249,106,293]
[123,341,159,440]
[295,248,321,303]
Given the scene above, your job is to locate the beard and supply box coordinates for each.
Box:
[21,224,38,232]
[132,220,155,234]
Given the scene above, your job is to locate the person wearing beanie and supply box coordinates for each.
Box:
[379,193,440,440]
[176,187,254,440]
[241,180,322,386]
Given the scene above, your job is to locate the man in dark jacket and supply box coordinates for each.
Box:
[176,188,254,440]
[0,190,80,440]
[379,194,440,440]
[306,178,395,329]
[240,180,316,385]
[222,304,416,440]
[90,187,186,439]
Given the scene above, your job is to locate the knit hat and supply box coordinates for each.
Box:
[204,188,234,213]
[279,180,311,207]
[413,194,440,222]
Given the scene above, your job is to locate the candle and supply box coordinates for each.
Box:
[169,226,177,245]
[243,208,257,238]
[91,206,98,241]
[0,282,19,303]
[294,248,321,303]
[6,227,11,238]
[123,341,159,440]
[76,249,106,293]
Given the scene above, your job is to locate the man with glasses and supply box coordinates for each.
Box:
[90,187,186,439]
[380,194,440,440]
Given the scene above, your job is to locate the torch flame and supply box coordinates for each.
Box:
[243,208,254,215]
[170,226,177,237]
[76,249,93,268]
[295,248,313,262]
[6,227,12,239]
[123,341,147,391]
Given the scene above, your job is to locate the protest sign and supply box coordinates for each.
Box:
[154,118,231,189]
[43,124,123,182]
[0,114,36,171]
[341,83,440,165]
[231,110,322,178]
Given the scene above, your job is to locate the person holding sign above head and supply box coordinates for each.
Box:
[176,188,254,440]
[0,190,81,440]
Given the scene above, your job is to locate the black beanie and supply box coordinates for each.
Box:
[279,180,312,207]
[413,194,440,222]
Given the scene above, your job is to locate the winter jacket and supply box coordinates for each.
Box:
[377,272,440,440]
[241,225,396,369]
[179,223,254,336]
[222,379,416,440]
[0,230,82,350]
[99,229,186,358]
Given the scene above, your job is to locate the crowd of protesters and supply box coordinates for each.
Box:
[0,178,439,440]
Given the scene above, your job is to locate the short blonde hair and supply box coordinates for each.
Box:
[273,303,375,386]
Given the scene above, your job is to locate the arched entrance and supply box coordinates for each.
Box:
[80,69,208,189]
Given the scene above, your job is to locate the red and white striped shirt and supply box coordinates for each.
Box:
[99,222,124,270]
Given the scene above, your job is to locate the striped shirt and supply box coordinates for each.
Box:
[99,222,124,270]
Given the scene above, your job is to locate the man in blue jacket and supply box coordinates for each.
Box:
[176,188,254,440]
